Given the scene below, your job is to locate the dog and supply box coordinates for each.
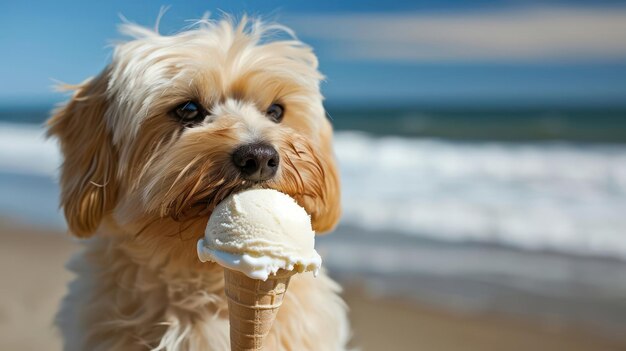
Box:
[47,15,349,350]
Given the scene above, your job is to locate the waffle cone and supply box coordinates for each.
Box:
[224,268,295,351]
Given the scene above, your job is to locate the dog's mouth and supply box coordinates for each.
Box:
[186,179,279,218]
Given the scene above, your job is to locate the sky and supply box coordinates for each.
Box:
[1,0,626,107]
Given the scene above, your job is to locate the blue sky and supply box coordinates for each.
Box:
[1,0,626,107]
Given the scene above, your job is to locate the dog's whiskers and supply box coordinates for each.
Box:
[282,154,305,191]
[133,216,163,238]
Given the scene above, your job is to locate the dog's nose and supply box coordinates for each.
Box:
[231,142,279,181]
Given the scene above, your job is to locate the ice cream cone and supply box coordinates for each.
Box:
[224,268,295,351]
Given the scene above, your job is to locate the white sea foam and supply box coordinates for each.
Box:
[2,122,626,259]
[0,122,60,176]
[335,131,626,259]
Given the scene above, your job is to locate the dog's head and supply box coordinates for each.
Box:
[47,17,340,241]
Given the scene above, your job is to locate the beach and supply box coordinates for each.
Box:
[2,222,625,351]
[3,1,626,349]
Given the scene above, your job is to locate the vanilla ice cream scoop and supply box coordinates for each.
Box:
[197,188,322,280]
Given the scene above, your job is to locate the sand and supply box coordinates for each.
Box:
[346,290,626,351]
[1,222,625,351]
[0,222,74,351]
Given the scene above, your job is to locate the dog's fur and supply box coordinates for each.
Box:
[47,16,349,350]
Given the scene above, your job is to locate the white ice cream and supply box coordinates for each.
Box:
[197,189,322,280]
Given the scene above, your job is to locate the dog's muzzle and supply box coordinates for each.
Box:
[232,142,279,181]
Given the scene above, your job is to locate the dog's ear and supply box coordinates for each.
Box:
[311,117,342,234]
[47,70,118,237]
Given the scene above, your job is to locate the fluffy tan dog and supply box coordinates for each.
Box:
[47,16,349,350]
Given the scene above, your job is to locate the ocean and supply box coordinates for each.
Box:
[2,106,626,337]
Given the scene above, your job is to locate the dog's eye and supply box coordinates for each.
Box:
[173,101,205,125]
[266,104,284,123]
